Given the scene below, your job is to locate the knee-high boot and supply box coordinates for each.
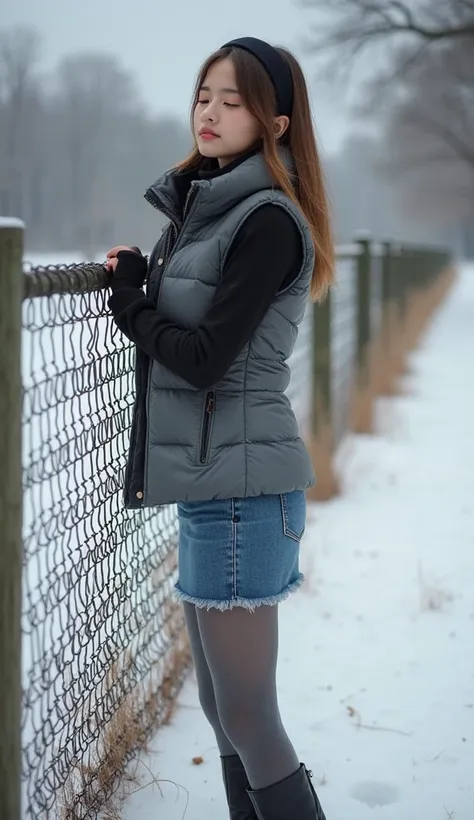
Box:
[221,755,259,820]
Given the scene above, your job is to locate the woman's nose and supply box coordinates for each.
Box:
[202,103,218,122]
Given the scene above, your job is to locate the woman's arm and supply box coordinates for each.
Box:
[108,205,303,389]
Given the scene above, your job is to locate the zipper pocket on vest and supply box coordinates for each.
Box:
[199,391,215,464]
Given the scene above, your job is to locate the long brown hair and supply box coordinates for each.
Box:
[176,46,335,301]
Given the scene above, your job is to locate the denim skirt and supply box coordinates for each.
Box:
[174,491,306,612]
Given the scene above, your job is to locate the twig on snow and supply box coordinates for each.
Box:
[346,705,413,736]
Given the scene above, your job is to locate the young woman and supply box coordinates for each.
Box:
[106,36,334,820]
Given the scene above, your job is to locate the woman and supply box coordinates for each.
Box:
[106,36,334,820]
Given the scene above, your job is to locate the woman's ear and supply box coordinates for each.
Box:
[274,115,290,140]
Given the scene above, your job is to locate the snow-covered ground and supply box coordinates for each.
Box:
[121,265,474,820]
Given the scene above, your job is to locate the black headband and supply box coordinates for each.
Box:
[221,37,294,117]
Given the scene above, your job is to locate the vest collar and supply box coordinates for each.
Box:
[145,147,294,228]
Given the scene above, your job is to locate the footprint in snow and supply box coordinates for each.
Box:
[350,781,400,808]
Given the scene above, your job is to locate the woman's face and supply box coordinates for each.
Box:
[193,58,262,167]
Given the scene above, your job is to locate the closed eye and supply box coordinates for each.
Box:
[198,100,240,108]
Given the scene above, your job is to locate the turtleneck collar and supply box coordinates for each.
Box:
[145,146,294,228]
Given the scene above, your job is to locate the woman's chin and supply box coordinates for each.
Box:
[196,138,221,157]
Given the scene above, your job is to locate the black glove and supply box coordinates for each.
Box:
[110,248,148,291]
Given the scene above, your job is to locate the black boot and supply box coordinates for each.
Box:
[247,764,327,820]
[221,755,259,819]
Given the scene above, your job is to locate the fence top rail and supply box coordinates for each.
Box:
[24,251,364,299]
[391,240,450,254]
[335,243,362,259]
[20,240,452,300]
[23,263,109,300]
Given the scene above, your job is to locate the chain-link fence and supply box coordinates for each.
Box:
[0,225,454,819]
[21,263,189,819]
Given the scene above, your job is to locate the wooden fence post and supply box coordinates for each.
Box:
[307,292,339,501]
[0,218,24,820]
[377,241,398,394]
[352,236,374,432]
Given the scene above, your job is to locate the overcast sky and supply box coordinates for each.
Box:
[3,0,352,154]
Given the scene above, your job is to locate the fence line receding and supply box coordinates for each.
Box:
[0,229,454,819]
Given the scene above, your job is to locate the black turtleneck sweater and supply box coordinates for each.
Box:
[108,156,305,390]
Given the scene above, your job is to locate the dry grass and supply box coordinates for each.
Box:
[351,343,378,434]
[58,596,191,820]
[307,267,456,502]
[374,303,408,396]
[306,268,456,495]
[306,422,340,501]
[372,268,457,400]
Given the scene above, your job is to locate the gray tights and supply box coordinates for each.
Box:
[183,602,300,790]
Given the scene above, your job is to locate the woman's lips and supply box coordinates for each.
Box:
[200,131,219,140]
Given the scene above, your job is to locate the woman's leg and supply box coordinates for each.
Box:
[196,604,300,790]
[183,601,237,756]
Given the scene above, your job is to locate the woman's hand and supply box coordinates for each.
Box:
[105,245,141,272]
[105,245,148,290]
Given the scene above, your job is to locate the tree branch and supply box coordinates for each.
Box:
[358,40,432,106]
[455,0,474,10]
[304,0,474,57]
[410,114,474,167]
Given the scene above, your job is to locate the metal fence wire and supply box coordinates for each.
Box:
[22,264,190,819]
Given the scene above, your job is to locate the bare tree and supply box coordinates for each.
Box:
[0,26,41,216]
[372,39,474,243]
[54,53,141,253]
[373,39,474,167]
[302,0,474,244]
[304,0,474,80]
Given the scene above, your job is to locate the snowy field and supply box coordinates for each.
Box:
[120,265,474,820]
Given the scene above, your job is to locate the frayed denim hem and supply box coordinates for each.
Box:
[174,573,304,612]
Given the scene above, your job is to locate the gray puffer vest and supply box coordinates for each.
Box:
[123,150,316,508]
